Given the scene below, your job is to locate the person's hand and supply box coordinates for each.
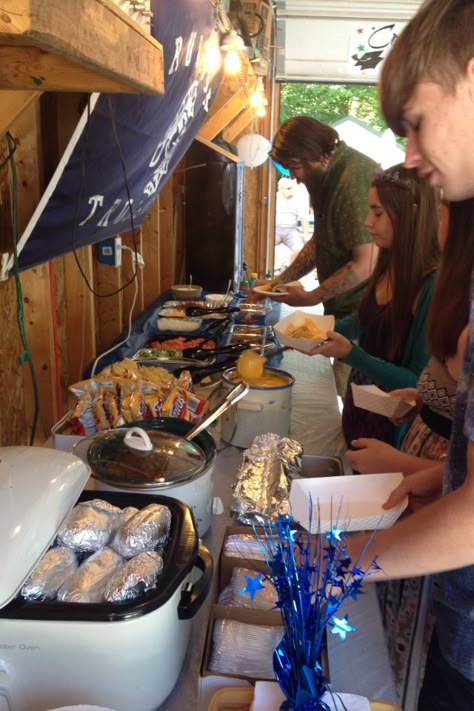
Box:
[388,387,423,425]
[382,464,444,513]
[267,283,314,305]
[345,438,399,474]
[308,330,352,359]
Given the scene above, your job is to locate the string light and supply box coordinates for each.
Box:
[221,29,246,75]
[249,76,265,109]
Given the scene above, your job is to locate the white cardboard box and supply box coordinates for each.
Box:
[289,472,408,532]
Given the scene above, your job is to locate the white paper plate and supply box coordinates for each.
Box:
[351,383,415,419]
[252,281,301,297]
[274,310,335,353]
[289,472,408,532]
[253,284,288,296]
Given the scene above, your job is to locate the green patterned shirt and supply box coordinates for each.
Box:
[315,142,378,317]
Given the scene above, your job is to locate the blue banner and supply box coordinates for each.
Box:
[17,0,224,270]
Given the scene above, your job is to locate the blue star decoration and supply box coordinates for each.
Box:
[330,615,356,641]
[325,527,343,542]
[239,573,266,601]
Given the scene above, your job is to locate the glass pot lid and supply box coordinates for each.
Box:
[85,427,206,488]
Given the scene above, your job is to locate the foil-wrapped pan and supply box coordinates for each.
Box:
[232,433,303,525]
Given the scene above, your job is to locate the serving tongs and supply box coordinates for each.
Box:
[184,305,240,317]
[185,341,251,360]
[176,344,291,383]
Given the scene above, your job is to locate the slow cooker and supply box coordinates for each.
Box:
[220,367,295,448]
[75,417,218,536]
[0,446,212,711]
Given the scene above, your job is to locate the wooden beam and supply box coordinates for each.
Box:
[222,107,255,143]
[0,0,164,95]
[0,89,42,136]
[0,46,158,93]
[195,136,241,163]
[197,88,249,141]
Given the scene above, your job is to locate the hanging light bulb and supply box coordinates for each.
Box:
[250,77,266,110]
[221,29,245,75]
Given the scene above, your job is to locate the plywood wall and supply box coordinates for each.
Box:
[0,88,272,448]
[0,93,180,446]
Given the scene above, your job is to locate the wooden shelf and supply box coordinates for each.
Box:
[0,0,164,94]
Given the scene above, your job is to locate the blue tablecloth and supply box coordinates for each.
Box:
[85,291,283,377]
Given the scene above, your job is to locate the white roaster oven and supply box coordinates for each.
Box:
[0,446,212,711]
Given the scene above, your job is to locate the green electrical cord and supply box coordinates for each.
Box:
[6,132,40,446]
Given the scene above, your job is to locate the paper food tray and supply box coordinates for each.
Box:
[274,310,334,353]
[252,280,301,297]
[351,384,415,419]
[289,472,407,532]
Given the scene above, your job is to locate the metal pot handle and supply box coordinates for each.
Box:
[178,543,214,620]
[123,427,153,452]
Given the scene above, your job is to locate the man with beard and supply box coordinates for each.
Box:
[263,116,379,319]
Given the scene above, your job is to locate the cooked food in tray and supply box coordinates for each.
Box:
[157,316,202,332]
[147,336,217,351]
[159,304,237,319]
[133,347,214,366]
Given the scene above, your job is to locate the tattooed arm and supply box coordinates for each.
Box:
[308,242,376,305]
[272,242,377,308]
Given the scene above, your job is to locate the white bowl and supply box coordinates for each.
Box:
[205,293,232,305]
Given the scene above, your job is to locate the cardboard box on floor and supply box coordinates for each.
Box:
[201,525,329,683]
[201,524,281,683]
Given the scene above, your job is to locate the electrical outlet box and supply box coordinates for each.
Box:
[97,236,122,267]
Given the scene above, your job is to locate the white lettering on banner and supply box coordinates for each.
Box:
[79,195,104,226]
[185,32,197,66]
[79,28,221,226]
[144,79,199,197]
[97,199,123,227]
[113,200,134,224]
[169,36,184,75]
[202,87,212,113]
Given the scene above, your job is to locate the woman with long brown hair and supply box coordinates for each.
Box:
[315,164,440,449]
[342,199,473,709]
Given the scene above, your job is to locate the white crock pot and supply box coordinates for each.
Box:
[220,367,295,448]
[0,446,212,711]
[75,417,218,536]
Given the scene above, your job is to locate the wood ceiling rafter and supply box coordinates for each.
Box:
[0,0,164,95]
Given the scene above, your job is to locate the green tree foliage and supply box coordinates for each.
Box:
[280,83,387,132]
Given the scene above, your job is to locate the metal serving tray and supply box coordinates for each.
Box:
[299,454,343,478]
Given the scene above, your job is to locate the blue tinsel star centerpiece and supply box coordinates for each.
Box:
[239,512,379,711]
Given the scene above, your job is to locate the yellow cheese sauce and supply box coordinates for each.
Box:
[228,369,291,388]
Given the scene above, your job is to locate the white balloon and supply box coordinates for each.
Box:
[236,133,271,168]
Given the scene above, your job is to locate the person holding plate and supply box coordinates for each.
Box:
[261,116,379,320]
[313,165,440,451]
[348,2,474,709]
[345,199,471,709]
